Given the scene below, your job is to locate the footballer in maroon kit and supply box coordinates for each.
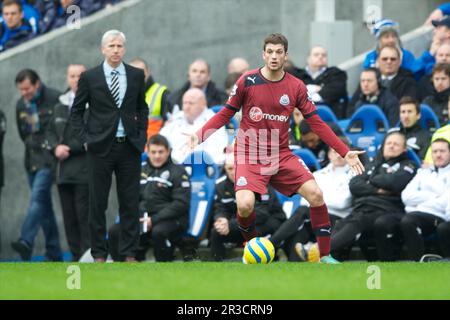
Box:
[187,33,365,263]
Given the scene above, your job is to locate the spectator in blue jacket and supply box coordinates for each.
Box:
[364,19,417,75]
[0,0,35,52]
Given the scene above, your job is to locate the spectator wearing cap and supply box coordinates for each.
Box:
[415,16,450,80]
[425,2,450,26]
[364,19,417,74]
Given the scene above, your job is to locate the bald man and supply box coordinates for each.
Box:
[293,46,348,118]
[160,88,228,164]
[168,59,227,111]
[227,57,250,74]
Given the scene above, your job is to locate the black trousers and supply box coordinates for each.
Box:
[210,222,244,261]
[269,206,341,261]
[330,209,386,259]
[57,183,90,261]
[400,212,444,261]
[87,139,141,259]
[109,219,183,261]
[372,213,405,261]
[437,221,450,257]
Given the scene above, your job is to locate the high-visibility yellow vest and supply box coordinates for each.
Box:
[145,82,167,139]
[423,124,450,164]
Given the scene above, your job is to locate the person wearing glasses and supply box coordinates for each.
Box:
[376,45,418,101]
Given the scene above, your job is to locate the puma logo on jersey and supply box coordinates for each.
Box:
[247,76,256,84]
[320,228,331,234]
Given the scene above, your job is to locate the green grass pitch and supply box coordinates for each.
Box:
[0,262,449,300]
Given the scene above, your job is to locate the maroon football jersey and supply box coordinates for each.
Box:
[227,68,316,163]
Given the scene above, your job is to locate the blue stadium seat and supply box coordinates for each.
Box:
[276,192,302,219]
[316,104,339,124]
[345,104,389,159]
[419,104,440,133]
[182,151,220,239]
[406,148,421,167]
[291,148,321,171]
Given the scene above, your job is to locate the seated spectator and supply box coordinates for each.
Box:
[393,96,431,159]
[377,45,418,101]
[423,124,450,166]
[168,59,227,112]
[348,67,399,126]
[398,139,450,261]
[108,134,191,262]
[0,0,36,52]
[304,131,417,261]
[270,140,354,262]
[423,63,450,125]
[0,0,40,34]
[227,57,249,74]
[299,119,344,168]
[209,153,285,261]
[160,88,228,164]
[292,46,348,118]
[39,0,93,34]
[418,43,450,101]
[129,57,172,140]
[364,19,417,76]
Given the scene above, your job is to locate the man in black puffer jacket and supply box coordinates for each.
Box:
[108,134,191,262]
[291,46,348,118]
[305,131,417,261]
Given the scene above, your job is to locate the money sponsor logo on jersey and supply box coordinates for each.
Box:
[279,94,290,106]
[236,176,248,187]
[249,106,289,123]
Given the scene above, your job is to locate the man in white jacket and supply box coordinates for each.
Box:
[399,138,450,261]
[160,88,228,164]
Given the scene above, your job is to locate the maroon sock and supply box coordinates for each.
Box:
[236,211,258,241]
[310,204,331,257]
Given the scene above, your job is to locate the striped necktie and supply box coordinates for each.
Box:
[110,70,120,107]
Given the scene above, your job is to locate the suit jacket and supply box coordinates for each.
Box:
[70,63,148,156]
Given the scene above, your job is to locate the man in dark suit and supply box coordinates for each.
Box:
[70,30,148,262]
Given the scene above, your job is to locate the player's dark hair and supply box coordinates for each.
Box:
[147,134,170,150]
[263,33,288,52]
[15,69,40,85]
[399,96,420,114]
